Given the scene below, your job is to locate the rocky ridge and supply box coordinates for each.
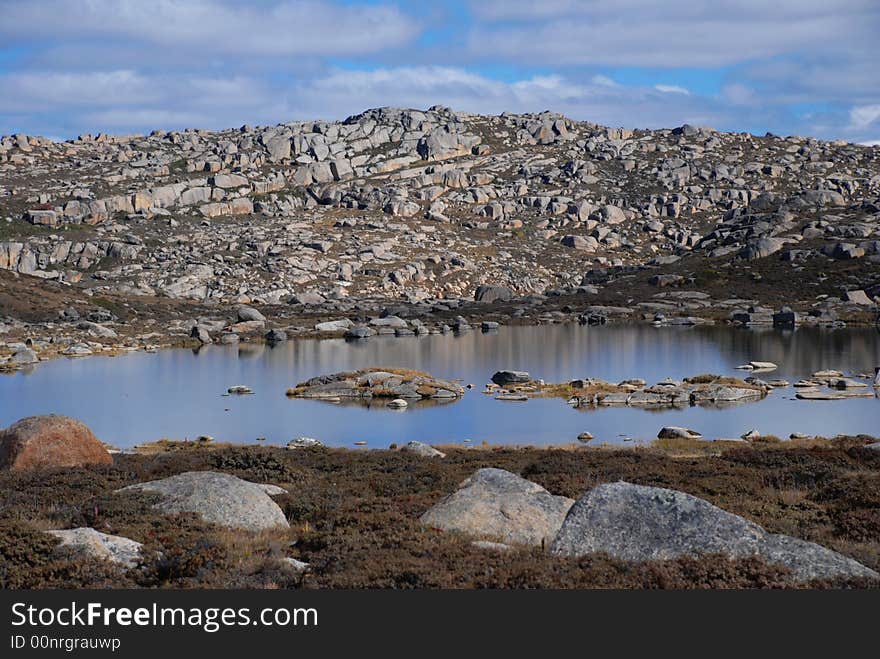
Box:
[1,106,879,365]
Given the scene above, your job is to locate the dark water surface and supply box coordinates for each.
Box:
[2,324,878,448]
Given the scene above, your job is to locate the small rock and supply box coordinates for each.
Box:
[119,471,289,530]
[287,437,324,449]
[265,328,288,342]
[657,426,703,439]
[47,528,144,568]
[400,441,445,458]
[491,370,531,386]
[236,305,266,323]
[8,347,37,365]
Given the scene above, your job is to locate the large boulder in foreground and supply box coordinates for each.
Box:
[0,415,112,471]
[420,468,574,546]
[118,471,289,530]
[551,481,877,582]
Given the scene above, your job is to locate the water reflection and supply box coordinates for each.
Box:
[1,324,877,447]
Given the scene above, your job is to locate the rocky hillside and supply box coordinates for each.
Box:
[1,106,879,351]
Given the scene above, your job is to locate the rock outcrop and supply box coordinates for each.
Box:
[118,471,289,530]
[551,481,878,582]
[286,367,464,401]
[420,468,574,546]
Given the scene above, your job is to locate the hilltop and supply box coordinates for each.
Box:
[1,106,878,359]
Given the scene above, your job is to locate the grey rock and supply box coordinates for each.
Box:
[491,370,531,385]
[657,426,702,439]
[10,347,38,365]
[344,325,374,339]
[191,325,212,344]
[315,319,353,332]
[420,468,574,546]
[119,471,289,530]
[236,305,266,323]
[287,437,324,449]
[265,328,288,342]
[551,481,878,582]
[474,285,513,304]
[400,440,445,458]
[47,528,144,568]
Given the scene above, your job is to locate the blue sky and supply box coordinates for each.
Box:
[0,0,878,143]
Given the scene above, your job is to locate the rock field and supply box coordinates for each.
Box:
[2,106,879,366]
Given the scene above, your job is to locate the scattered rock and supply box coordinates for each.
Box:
[400,441,446,458]
[491,370,531,386]
[119,471,289,530]
[265,328,288,342]
[47,528,144,568]
[551,481,878,582]
[287,368,464,401]
[657,426,703,439]
[420,468,574,546]
[287,437,324,449]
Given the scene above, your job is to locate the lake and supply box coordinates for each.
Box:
[2,324,878,448]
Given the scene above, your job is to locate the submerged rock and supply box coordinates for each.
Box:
[551,481,877,582]
[0,415,112,471]
[420,468,574,546]
[119,471,289,530]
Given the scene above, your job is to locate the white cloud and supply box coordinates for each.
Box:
[655,85,690,95]
[0,1,419,57]
[722,83,758,107]
[849,105,880,130]
[466,1,878,69]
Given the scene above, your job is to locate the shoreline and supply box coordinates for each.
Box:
[3,303,878,374]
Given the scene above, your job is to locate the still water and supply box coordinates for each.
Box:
[2,324,878,448]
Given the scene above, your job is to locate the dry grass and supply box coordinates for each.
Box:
[1,439,878,589]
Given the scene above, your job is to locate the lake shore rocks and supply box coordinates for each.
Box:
[491,370,531,386]
[550,481,878,582]
[491,373,767,411]
[0,415,112,471]
[420,468,574,546]
[118,471,289,530]
[286,367,464,401]
[657,426,703,439]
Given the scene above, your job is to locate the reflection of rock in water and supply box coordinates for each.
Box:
[236,344,265,360]
[308,396,461,411]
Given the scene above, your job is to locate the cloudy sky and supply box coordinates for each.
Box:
[1,0,878,143]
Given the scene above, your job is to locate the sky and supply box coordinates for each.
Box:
[0,0,878,143]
